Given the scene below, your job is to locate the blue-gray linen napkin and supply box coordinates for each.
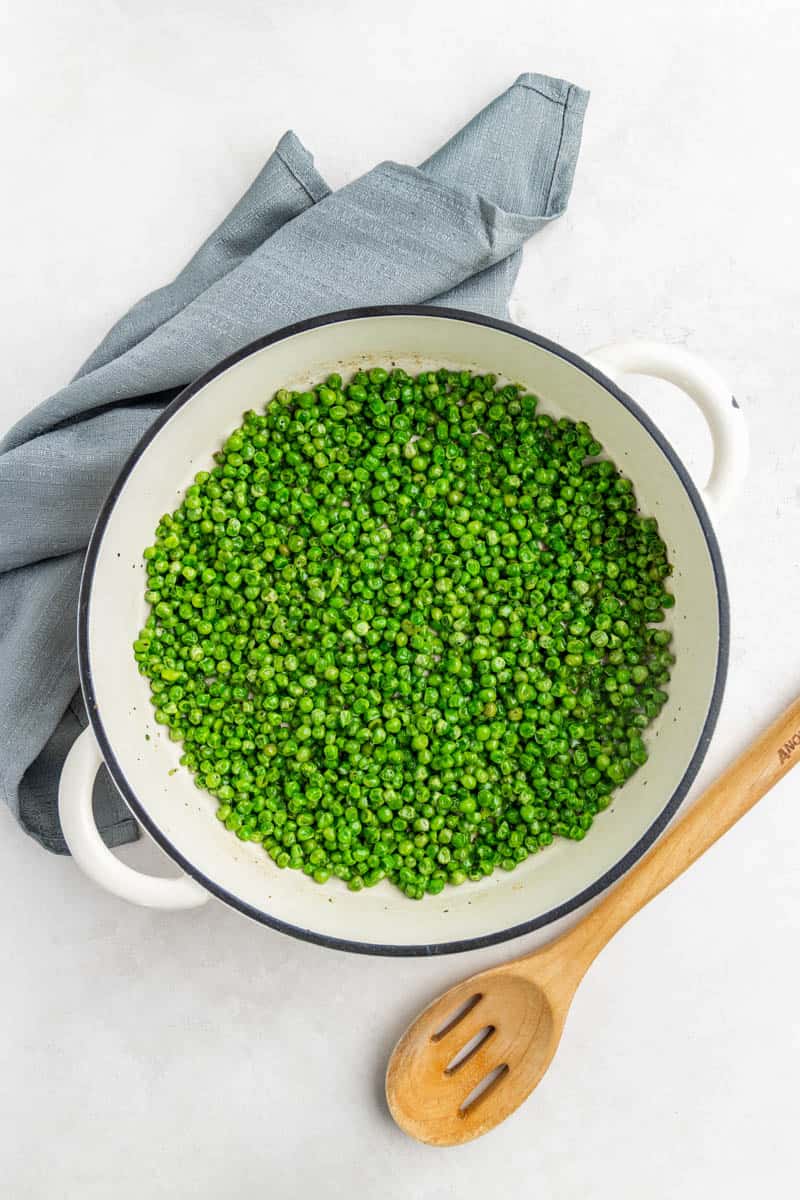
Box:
[0,72,588,852]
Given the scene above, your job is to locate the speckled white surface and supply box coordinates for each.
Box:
[2,2,800,1197]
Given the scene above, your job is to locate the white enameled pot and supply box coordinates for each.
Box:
[59,308,748,955]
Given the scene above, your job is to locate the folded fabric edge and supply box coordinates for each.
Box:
[513,71,587,107]
[373,160,564,245]
[542,83,590,218]
[275,130,332,204]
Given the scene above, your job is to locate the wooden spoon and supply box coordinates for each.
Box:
[386,695,800,1146]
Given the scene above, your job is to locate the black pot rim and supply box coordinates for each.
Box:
[78,304,729,957]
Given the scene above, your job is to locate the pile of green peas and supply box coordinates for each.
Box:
[133,366,675,899]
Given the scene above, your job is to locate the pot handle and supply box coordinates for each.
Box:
[584,341,748,515]
[58,726,210,909]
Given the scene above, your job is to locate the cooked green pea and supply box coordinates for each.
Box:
[135,366,674,900]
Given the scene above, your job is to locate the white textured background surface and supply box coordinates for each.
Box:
[2,1,800,1196]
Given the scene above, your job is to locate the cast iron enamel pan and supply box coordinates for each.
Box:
[58,307,747,955]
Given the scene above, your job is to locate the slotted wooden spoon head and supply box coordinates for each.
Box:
[386,964,569,1146]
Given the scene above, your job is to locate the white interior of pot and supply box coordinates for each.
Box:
[86,314,721,950]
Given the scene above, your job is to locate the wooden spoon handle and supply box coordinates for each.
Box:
[538,694,800,979]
